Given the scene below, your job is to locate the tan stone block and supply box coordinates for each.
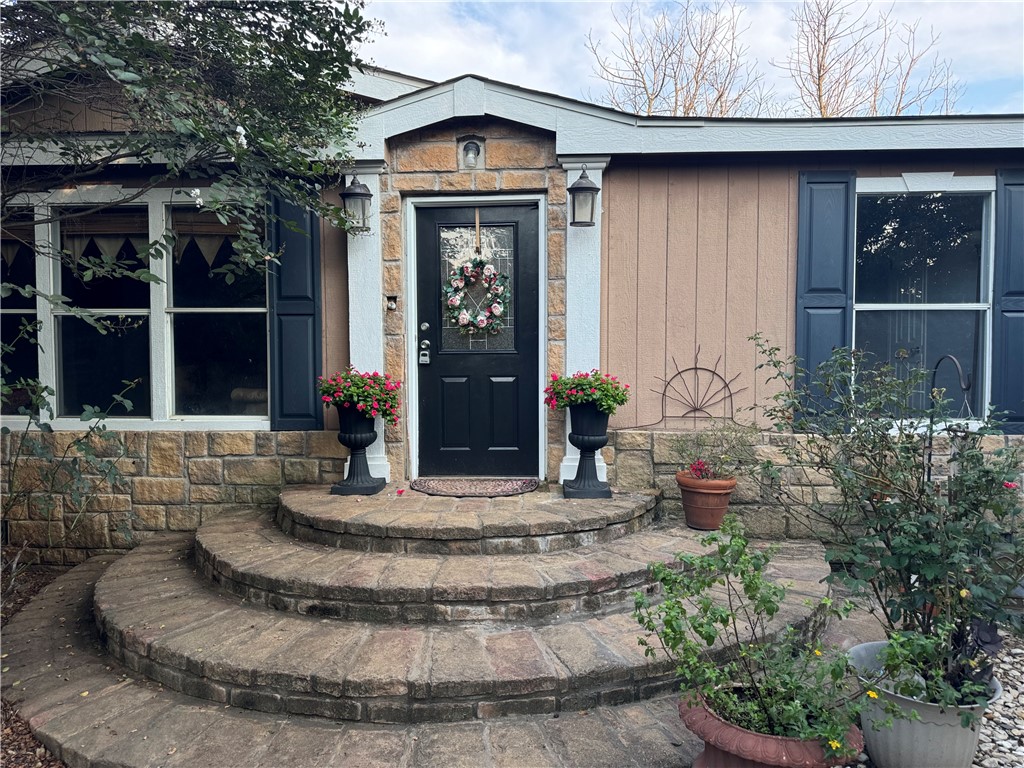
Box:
[548,315,565,341]
[473,171,499,191]
[384,308,404,335]
[653,432,680,465]
[188,458,223,484]
[276,432,306,456]
[601,445,615,465]
[308,429,347,459]
[616,451,654,490]
[386,441,406,483]
[384,263,403,297]
[8,520,63,547]
[547,342,565,379]
[64,513,110,549]
[380,192,401,214]
[209,432,256,456]
[397,143,457,172]
[548,280,566,316]
[384,336,406,384]
[616,430,652,450]
[547,205,566,230]
[284,458,319,484]
[414,125,459,142]
[439,173,472,192]
[133,477,187,504]
[189,484,234,503]
[223,458,283,486]
[149,432,184,477]
[501,170,547,190]
[26,495,62,521]
[133,505,166,531]
[108,511,135,548]
[547,232,565,278]
[167,506,201,531]
[393,174,437,192]
[549,172,567,205]
[185,432,208,457]
[86,494,132,513]
[381,213,402,262]
[378,172,390,192]
[486,140,553,170]
[255,432,275,455]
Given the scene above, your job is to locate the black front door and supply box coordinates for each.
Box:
[416,205,539,476]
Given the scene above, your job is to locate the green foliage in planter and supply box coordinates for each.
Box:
[672,417,760,480]
[752,334,1024,714]
[634,516,865,760]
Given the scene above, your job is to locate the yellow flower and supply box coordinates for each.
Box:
[814,649,822,656]
[867,690,879,699]
[828,739,842,750]
[960,588,970,599]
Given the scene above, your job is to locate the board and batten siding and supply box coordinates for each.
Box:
[600,161,799,428]
[599,160,1004,429]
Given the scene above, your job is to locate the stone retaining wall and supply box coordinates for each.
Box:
[603,428,1024,540]
[1,429,348,564]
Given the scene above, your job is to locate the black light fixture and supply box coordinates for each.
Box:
[567,164,600,227]
[340,175,372,233]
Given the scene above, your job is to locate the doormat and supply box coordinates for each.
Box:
[409,478,539,498]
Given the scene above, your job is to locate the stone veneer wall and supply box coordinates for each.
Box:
[1,430,348,564]
[377,118,569,481]
[603,428,1024,540]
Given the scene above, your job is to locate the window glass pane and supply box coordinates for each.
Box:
[855,309,983,416]
[1,314,40,415]
[173,313,267,416]
[855,193,985,304]
[58,316,150,417]
[60,208,150,309]
[439,225,516,352]
[172,210,264,308]
[1,212,36,310]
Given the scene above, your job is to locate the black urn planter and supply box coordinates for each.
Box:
[331,405,386,496]
[563,402,612,499]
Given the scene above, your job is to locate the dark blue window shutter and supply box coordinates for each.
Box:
[992,170,1024,434]
[269,196,323,431]
[796,171,856,380]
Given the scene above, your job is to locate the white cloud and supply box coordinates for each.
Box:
[360,0,1024,114]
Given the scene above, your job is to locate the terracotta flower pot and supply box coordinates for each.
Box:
[675,472,737,530]
[679,696,863,768]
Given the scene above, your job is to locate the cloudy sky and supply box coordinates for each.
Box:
[360,0,1024,114]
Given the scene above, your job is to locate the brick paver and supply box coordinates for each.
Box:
[2,557,703,767]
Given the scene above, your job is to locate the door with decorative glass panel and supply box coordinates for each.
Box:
[415,205,539,476]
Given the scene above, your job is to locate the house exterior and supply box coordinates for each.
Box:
[2,69,1023,560]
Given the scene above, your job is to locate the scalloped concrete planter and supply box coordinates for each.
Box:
[848,641,1002,768]
[679,696,863,768]
[675,472,736,530]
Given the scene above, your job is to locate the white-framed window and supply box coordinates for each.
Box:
[853,174,995,417]
[1,188,270,430]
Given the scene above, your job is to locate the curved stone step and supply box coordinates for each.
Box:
[2,555,706,768]
[200,508,744,623]
[93,534,830,724]
[277,485,661,554]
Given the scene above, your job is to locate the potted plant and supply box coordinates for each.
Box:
[753,335,1024,768]
[317,367,402,496]
[635,516,866,767]
[671,418,759,529]
[543,370,630,499]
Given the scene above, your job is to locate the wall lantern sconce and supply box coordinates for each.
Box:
[567,165,600,227]
[340,175,373,233]
[462,141,481,169]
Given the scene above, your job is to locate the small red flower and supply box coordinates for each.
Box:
[1005,481,1020,490]
[396,488,405,496]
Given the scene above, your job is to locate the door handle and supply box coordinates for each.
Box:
[419,339,431,365]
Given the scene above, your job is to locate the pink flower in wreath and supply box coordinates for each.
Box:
[451,278,464,288]
[483,264,495,277]
[491,303,502,316]
[463,264,471,275]
[458,310,470,326]
[476,316,488,327]
[447,295,460,307]
[493,285,503,294]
